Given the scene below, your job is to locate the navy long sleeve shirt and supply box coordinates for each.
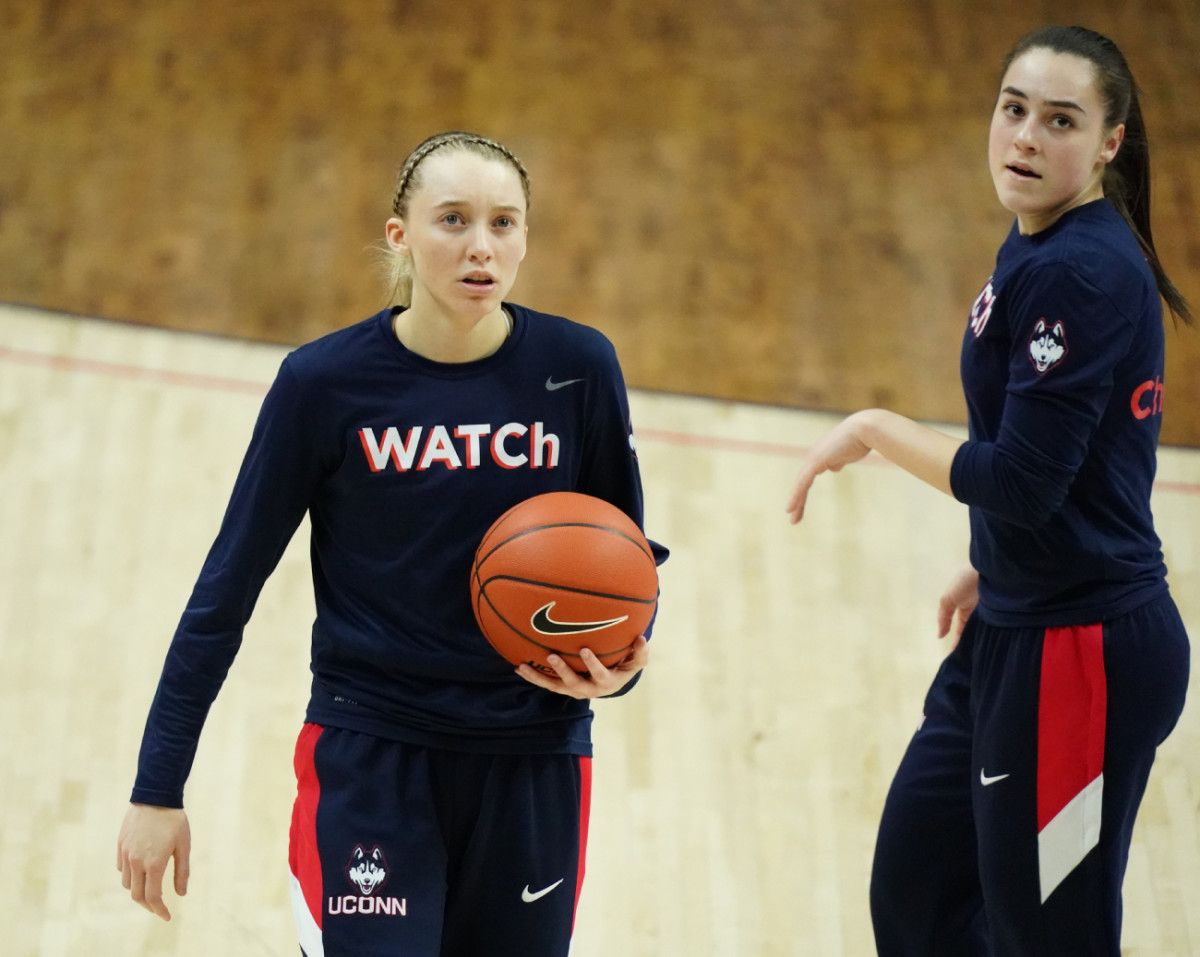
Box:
[950,199,1168,627]
[133,304,667,808]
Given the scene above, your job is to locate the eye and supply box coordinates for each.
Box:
[1049,114,1074,129]
[441,212,464,226]
[494,215,516,229]
[1003,101,1025,118]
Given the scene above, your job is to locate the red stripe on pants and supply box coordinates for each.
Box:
[571,756,593,932]
[289,723,325,929]
[1037,624,1106,831]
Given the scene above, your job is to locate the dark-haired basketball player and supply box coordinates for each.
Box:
[118,131,667,956]
[786,26,1190,955]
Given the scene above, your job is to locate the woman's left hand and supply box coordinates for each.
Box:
[516,636,649,699]
[786,412,873,523]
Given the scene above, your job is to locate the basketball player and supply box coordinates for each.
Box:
[117,131,668,956]
[786,27,1191,955]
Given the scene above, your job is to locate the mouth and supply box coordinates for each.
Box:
[1005,164,1041,180]
[461,271,497,288]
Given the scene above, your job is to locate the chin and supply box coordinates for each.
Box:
[994,188,1040,219]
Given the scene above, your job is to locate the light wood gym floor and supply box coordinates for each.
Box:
[2,303,1197,955]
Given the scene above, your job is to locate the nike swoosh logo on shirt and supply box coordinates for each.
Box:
[980,769,1010,786]
[545,377,584,391]
[521,878,565,903]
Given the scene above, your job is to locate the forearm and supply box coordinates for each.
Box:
[852,409,962,497]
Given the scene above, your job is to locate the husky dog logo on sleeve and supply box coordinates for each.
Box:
[347,845,388,896]
[969,278,996,337]
[1028,319,1068,374]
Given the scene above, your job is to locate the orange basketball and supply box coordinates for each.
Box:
[470,492,658,675]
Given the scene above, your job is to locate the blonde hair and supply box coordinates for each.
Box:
[383,131,531,307]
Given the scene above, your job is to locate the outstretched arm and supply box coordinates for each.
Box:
[786,409,963,523]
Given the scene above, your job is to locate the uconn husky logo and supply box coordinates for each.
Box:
[348,845,386,895]
[327,845,408,917]
[1028,319,1068,374]
[969,279,996,337]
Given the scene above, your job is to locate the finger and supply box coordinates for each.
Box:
[936,598,953,638]
[129,863,146,906]
[786,473,813,521]
[945,609,969,652]
[786,487,808,524]
[577,648,609,683]
[545,654,585,688]
[619,636,649,670]
[142,863,171,921]
[121,857,132,891]
[515,663,556,690]
[174,842,190,897]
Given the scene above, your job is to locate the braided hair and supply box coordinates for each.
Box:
[385,132,531,307]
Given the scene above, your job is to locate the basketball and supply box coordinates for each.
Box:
[470,491,658,675]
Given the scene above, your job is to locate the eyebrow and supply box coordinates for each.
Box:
[432,200,524,213]
[1002,85,1087,114]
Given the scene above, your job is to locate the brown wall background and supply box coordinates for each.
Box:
[4,0,1199,442]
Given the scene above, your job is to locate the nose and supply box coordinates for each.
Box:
[467,224,493,263]
[1013,115,1038,152]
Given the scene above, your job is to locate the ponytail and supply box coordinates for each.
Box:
[1103,87,1192,324]
[382,250,414,309]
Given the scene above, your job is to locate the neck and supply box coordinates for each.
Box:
[1017,181,1105,236]
[393,301,511,363]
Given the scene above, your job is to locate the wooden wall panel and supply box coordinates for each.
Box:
[2,0,1199,443]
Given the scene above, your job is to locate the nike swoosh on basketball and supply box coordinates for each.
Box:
[980,769,1010,786]
[530,602,628,636]
[522,878,564,903]
[545,377,584,391]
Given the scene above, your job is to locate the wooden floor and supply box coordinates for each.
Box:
[1,303,1198,956]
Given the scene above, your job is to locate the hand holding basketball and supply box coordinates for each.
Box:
[516,635,649,698]
[470,491,658,677]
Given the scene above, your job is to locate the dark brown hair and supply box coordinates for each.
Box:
[1003,26,1192,325]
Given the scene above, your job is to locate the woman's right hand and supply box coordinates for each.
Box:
[937,566,979,649]
[117,803,191,921]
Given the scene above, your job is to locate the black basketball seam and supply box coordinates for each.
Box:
[471,559,484,622]
[475,499,524,555]
[478,574,658,606]
[474,521,655,573]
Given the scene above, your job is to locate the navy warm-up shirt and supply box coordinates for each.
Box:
[951,199,1168,627]
[133,303,667,808]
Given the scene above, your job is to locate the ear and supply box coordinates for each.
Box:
[1099,123,1125,165]
[517,222,529,264]
[385,217,410,256]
